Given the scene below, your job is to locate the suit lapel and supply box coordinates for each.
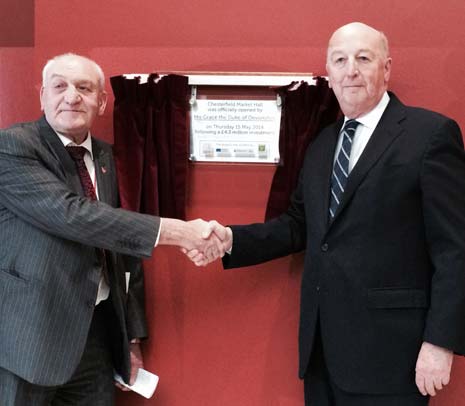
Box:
[92,139,112,204]
[38,116,83,195]
[39,117,113,203]
[328,94,406,227]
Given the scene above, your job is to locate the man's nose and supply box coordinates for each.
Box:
[347,59,359,77]
[64,86,81,104]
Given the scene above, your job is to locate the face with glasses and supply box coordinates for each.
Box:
[326,22,392,119]
[40,55,107,144]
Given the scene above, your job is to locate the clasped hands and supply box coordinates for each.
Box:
[179,219,232,266]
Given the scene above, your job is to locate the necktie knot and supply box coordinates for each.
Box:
[342,119,360,138]
[66,146,87,161]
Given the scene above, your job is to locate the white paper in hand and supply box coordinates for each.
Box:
[114,368,159,399]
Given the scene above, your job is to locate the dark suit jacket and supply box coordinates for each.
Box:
[0,117,159,386]
[224,93,465,394]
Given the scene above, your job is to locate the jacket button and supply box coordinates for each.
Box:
[321,243,329,252]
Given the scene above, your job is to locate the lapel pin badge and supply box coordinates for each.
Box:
[101,166,107,174]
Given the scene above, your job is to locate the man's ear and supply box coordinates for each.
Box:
[325,64,333,88]
[98,91,108,116]
[39,86,45,111]
[384,58,392,83]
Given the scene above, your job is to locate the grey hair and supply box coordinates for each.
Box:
[42,53,105,90]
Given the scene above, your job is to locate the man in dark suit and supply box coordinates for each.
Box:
[192,22,465,405]
[0,53,226,405]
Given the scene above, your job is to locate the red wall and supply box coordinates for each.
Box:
[1,1,465,405]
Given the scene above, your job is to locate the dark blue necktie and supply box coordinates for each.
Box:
[329,119,360,220]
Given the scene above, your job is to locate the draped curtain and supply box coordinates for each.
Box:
[265,77,340,220]
[111,74,189,219]
[111,74,337,221]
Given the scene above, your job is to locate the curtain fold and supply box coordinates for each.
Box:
[111,74,189,219]
[265,77,340,220]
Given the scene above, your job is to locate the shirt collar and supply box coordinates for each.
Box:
[343,92,390,131]
[56,131,94,160]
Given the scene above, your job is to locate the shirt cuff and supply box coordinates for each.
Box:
[154,218,162,247]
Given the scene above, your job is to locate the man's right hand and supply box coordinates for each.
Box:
[182,220,232,266]
[158,218,231,265]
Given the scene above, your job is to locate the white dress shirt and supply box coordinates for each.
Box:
[334,92,390,173]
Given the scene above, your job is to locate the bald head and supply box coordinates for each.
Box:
[328,22,390,61]
[325,22,392,118]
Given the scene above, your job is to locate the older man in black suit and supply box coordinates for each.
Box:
[0,53,225,405]
[193,22,465,405]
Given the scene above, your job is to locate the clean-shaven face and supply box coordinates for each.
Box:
[326,23,392,118]
[40,56,107,143]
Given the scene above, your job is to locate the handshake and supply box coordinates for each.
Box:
[159,218,233,266]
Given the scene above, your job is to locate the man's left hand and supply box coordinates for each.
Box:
[115,341,144,391]
[415,341,453,396]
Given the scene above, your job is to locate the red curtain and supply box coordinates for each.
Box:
[111,74,189,219]
[265,77,340,220]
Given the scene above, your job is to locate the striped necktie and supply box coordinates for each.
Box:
[329,119,360,220]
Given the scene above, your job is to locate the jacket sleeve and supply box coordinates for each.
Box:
[0,128,159,258]
[121,255,149,340]
[420,118,465,354]
[223,163,307,269]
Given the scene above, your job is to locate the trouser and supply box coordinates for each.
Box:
[0,301,115,406]
[304,321,429,406]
